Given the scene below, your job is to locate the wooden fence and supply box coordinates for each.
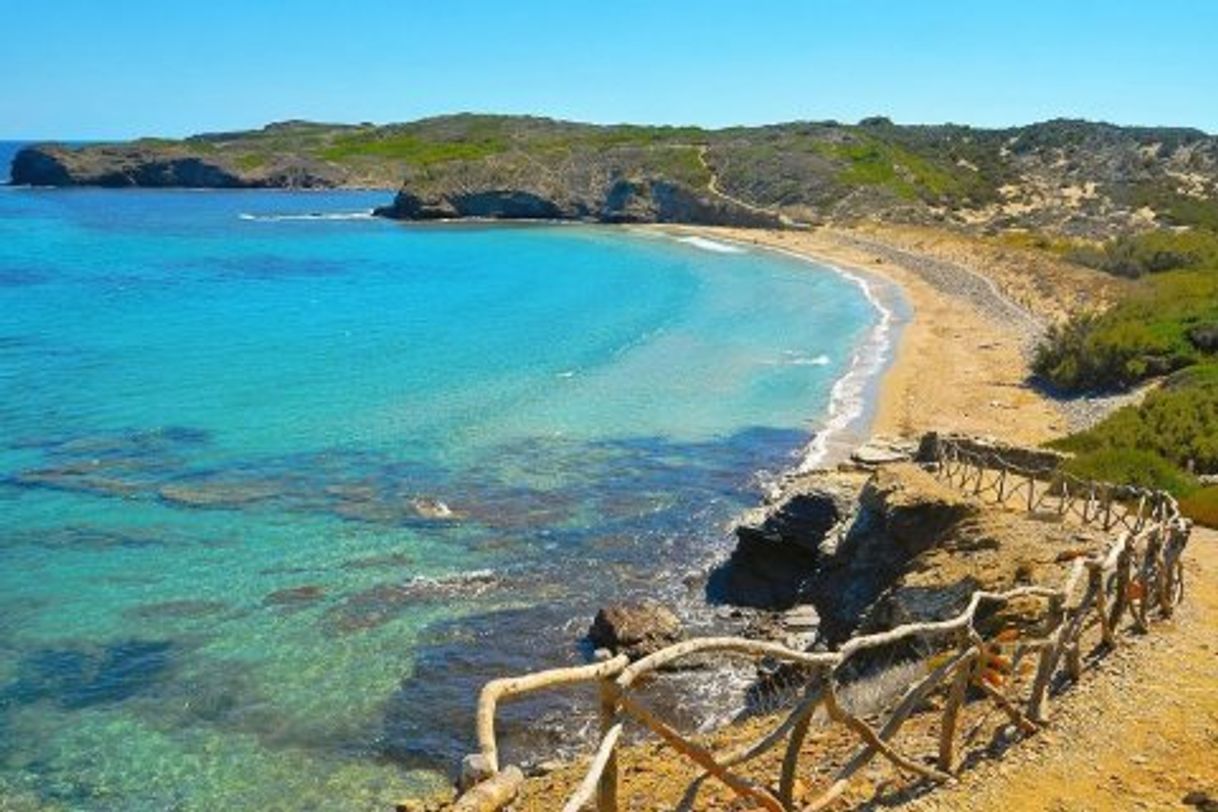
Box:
[452,436,1193,812]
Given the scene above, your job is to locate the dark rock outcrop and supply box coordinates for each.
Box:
[711,475,862,609]
[587,601,684,659]
[11,145,257,188]
[374,176,781,228]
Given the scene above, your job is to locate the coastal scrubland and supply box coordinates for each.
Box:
[12,115,1218,235]
[1026,222,1218,522]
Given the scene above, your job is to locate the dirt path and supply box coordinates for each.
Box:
[908,528,1218,812]
[696,147,794,224]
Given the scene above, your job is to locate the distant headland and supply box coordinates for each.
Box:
[10,114,1217,237]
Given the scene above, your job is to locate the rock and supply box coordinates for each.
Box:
[263,585,326,608]
[710,472,863,609]
[411,497,457,520]
[458,752,495,793]
[1185,791,1218,812]
[587,601,684,659]
[782,604,821,631]
[856,464,978,558]
[850,437,916,466]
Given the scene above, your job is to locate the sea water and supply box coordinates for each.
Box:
[0,172,883,809]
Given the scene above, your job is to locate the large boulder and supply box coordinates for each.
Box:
[587,601,683,659]
[710,473,863,609]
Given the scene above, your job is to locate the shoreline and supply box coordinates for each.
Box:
[642,225,911,472]
[658,224,1071,449]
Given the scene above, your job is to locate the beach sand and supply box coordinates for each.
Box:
[665,224,1119,448]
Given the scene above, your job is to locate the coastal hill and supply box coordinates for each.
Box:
[11,115,1217,235]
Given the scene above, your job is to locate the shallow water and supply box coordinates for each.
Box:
[0,180,879,809]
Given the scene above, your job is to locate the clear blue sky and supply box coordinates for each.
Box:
[2,0,1215,139]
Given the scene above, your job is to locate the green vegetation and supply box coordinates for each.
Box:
[1032,270,1218,391]
[1058,448,1199,495]
[1051,369,1218,473]
[1062,228,1218,278]
[812,136,979,204]
[1180,487,1218,527]
[1047,365,1218,526]
[321,131,507,165]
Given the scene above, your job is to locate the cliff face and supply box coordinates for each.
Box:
[377,176,781,226]
[10,115,1218,235]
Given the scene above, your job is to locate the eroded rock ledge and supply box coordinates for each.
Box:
[711,435,1101,647]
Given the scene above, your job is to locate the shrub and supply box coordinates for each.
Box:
[1032,270,1218,392]
[1061,228,1218,278]
[1050,375,1218,475]
[1180,487,1218,528]
[1058,448,1198,495]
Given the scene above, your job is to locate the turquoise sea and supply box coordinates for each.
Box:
[0,148,886,809]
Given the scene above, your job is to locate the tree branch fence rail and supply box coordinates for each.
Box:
[452,436,1193,811]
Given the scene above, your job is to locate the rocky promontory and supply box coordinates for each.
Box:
[12,114,1217,235]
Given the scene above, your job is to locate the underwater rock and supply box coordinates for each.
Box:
[263,585,327,608]
[128,599,228,620]
[3,639,176,709]
[322,572,499,635]
[339,551,414,571]
[159,479,278,508]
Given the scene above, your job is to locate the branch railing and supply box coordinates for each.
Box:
[452,435,1193,812]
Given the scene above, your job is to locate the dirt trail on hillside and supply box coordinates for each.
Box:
[908,528,1218,812]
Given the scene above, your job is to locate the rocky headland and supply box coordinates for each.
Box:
[11,114,1217,234]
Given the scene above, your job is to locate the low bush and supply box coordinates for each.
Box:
[1180,487,1218,528]
[1050,371,1218,474]
[1058,448,1198,495]
[1063,228,1218,278]
[1032,271,1218,392]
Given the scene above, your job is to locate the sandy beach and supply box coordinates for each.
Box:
[665,224,1122,448]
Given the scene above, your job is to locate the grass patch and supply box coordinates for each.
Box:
[234,153,270,170]
[818,136,977,203]
[321,132,506,164]
[1181,487,1218,528]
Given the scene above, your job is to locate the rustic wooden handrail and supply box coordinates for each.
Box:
[453,436,1192,812]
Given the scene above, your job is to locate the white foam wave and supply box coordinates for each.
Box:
[238,211,375,222]
[698,235,898,471]
[798,264,896,471]
[782,351,831,367]
[675,235,746,254]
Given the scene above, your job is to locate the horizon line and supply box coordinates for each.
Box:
[3,109,1216,143]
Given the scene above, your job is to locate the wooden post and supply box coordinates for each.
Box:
[777,675,825,810]
[1027,474,1036,512]
[1028,593,1064,723]
[1092,566,1113,647]
[938,644,975,773]
[1109,544,1132,632]
[1065,640,1082,682]
[597,679,619,812]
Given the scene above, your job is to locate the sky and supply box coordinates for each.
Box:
[1,0,1215,139]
